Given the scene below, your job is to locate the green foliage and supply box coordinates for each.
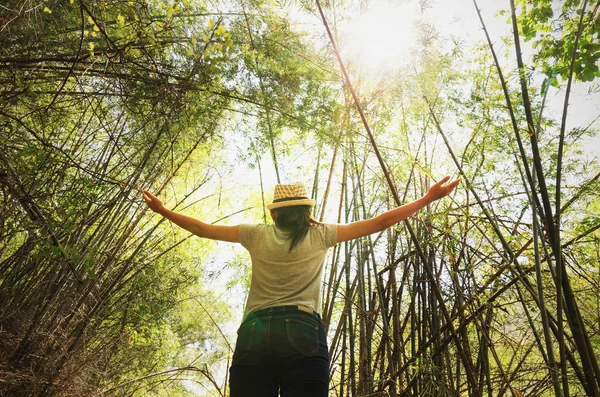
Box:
[516,0,600,85]
[1,0,599,396]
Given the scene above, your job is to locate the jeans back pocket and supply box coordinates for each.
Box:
[286,318,319,356]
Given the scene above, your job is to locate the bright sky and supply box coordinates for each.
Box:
[340,1,420,74]
[328,0,599,157]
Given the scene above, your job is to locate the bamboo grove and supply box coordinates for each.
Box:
[1,0,599,396]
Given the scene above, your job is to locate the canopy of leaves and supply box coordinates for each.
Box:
[0,0,599,396]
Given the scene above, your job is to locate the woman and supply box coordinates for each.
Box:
[142,176,459,396]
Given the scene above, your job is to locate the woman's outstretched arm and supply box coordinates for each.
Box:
[142,190,240,243]
[336,176,460,243]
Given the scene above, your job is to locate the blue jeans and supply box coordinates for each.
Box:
[229,306,329,396]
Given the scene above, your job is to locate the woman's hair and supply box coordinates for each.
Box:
[273,205,321,252]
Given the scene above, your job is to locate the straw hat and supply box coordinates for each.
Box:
[267,182,316,210]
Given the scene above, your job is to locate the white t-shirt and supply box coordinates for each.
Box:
[238,223,338,316]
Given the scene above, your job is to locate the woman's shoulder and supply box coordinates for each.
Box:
[239,223,274,247]
[310,222,337,230]
[309,223,338,247]
[240,223,275,235]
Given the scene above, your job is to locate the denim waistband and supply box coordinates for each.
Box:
[247,305,321,321]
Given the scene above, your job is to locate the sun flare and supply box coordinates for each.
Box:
[343,2,419,74]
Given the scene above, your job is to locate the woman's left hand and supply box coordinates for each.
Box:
[426,176,460,202]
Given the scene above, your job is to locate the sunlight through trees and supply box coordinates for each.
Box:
[1,0,599,395]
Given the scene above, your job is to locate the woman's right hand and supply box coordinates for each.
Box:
[425,176,460,202]
[142,190,165,214]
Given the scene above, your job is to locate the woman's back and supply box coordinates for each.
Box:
[239,223,337,315]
